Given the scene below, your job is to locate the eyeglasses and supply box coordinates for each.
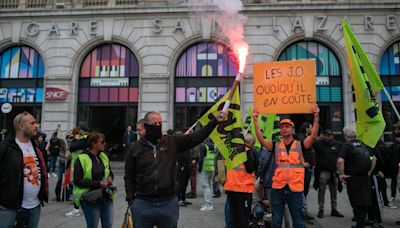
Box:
[17,111,30,126]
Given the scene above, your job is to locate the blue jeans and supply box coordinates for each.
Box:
[48,154,58,173]
[131,197,179,228]
[26,205,41,228]
[57,163,66,182]
[0,207,17,228]
[271,187,304,228]
[81,200,113,228]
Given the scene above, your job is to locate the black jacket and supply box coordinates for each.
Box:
[124,119,217,203]
[0,135,48,210]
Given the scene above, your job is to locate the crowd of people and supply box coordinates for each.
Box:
[1,108,400,228]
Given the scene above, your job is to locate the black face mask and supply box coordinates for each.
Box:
[144,123,162,144]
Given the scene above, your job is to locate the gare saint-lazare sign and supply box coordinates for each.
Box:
[22,15,400,37]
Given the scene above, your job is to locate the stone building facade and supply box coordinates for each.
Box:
[0,0,399,148]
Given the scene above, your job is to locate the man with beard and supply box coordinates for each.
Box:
[0,112,48,228]
[125,111,225,227]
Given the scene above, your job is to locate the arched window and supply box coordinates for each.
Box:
[277,41,343,131]
[0,45,44,130]
[174,41,238,130]
[78,43,139,159]
[79,43,139,103]
[379,41,400,137]
[0,45,44,103]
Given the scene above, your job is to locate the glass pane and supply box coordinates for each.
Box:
[81,53,91,77]
[176,53,186,77]
[1,48,11,78]
[19,47,30,78]
[79,88,90,102]
[109,88,118,102]
[37,55,44,78]
[127,49,139,77]
[129,88,138,102]
[90,88,99,102]
[187,46,197,76]
[100,44,111,77]
[297,42,307,60]
[175,87,185,102]
[110,44,121,77]
[99,88,109,102]
[36,88,43,103]
[318,44,329,76]
[26,88,35,103]
[10,47,20,78]
[380,51,389,75]
[119,88,128,102]
[331,87,342,102]
[329,51,340,76]
[319,87,330,102]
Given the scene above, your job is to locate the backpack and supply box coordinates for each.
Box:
[348,141,372,174]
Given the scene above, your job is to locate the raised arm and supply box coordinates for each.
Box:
[252,109,273,152]
[303,105,320,149]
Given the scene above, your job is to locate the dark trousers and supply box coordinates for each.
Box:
[304,167,313,197]
[131,197,179,228]
[177,165,191,201]
[189,161,197,195]
[353,206,367,228]
[227,191,252,228]
[380,178,389,205]
[55,163,66,201]
[367,176,382,223]
[391,177,397,198]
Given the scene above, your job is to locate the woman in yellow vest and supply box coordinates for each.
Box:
[253,106,320,228]
[73,132,114,228]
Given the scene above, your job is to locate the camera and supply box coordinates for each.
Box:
[105,185,117,196]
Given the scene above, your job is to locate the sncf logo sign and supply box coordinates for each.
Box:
[45,87,68,101]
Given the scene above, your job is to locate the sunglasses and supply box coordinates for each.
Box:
[17,111,30,126]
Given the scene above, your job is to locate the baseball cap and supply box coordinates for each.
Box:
[323,129,333,136]
[279,119,294,128]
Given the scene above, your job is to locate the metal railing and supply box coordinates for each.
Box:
[27,0,48,7]
[116,0,139,5]
[0,0,19,8]
[83,0,108,7]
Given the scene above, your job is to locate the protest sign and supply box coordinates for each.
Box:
[253,59,316,114]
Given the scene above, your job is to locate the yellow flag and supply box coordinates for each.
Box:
[198,89,247,170]
[343,19,386,147]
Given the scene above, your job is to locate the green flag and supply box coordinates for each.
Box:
[343,18,386,147]
[199,89,246,170]
[244,106,280,151]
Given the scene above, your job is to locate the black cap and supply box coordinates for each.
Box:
[323,129,333,136]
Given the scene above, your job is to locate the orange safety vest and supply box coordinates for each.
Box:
[272,140,305,192]
[224,163,255,193]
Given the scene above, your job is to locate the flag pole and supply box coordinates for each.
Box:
[244,121,253,136]
[185,120,198,134]
[382,88,400,122]
[222,73,242,114]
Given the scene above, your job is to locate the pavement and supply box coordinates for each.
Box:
[38,162,400,227]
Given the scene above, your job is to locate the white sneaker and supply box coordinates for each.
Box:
[200,205,213,211]
[47,173,50,178]
[65,209,80,217]
[52,173,57,177]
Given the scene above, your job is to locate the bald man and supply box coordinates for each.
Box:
[0,112,48,228]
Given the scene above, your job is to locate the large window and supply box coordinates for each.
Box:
[277,41,343,131]
[174,42,238,130]
[0,46,44,103]
[380,41,400,140]
[79,43,139,103]
[278,41,342,102]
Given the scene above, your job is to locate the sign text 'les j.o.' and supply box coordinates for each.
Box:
[253,60,316,114]
[45,87,69,101]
